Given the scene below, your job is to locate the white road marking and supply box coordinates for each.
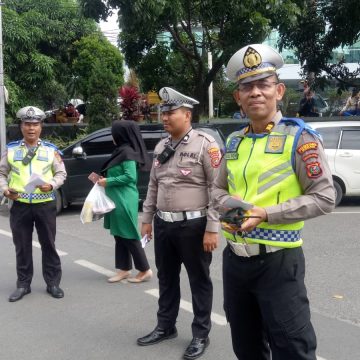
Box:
[74,259,116,278]
[0,228,67,256]
[332,211,360,214]
[32,241,68,256]
[0,229,12,237]
[0,229,332,359]
[145,288,227,326]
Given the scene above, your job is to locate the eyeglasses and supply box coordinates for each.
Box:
[238,81,279,93]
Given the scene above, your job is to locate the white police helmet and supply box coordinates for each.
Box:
[159,87,199,112]
[226,44,284,84]
[16,106,45,122]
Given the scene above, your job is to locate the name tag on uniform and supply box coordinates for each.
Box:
[37,149,49,161]
[224,152,238,160]
[265,135,286,154]
[13,149,24,161]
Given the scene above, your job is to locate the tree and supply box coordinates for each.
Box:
[86,61,119,131]
[79,0,303,120]
[3,0,99,111]
[278,0,360,90]
[71,34,124,101]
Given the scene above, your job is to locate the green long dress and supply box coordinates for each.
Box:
[103,160,140,240]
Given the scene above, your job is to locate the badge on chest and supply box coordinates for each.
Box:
[265,135,286,154]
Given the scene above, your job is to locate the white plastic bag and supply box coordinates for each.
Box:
[80,183,115,224]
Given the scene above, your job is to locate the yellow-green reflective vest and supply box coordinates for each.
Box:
[7,140,55,204]
[224,120,305,248]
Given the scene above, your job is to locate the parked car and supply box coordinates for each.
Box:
[308,120,360,206]
[56,123,225,213]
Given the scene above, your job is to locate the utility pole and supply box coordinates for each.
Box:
[0,3,6,156]
[208,52,214,120]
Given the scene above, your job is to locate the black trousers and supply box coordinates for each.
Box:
[223,245,317,360]
[114,235,150,272]
[154,215,213,338]
[10,201,62,288]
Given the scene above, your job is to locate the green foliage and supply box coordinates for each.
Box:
[42,127,89,149]
[80,0,303,120]
[3,0,98,113]
[278,0,360,89]
[86,62,119,132]
[71,34,124,101]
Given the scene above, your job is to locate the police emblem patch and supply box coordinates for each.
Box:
[243,47,262,69]
[302,152,318,162]
[306,162,322,178]
[226,136,242,153]
[13,148,24,161]
[208,147,221,168]
[265,135,286,154]
[297,142,318,155]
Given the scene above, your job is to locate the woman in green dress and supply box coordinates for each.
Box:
[98,120,152,283]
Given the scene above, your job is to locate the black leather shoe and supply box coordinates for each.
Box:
[137,326,177,346]
[46,285,64,299]
[183,337,210,360]
[9,287,31,302]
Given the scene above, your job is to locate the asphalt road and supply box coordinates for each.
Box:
[0,198,359,360]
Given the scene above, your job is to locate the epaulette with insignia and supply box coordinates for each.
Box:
[6,140,21,148]
[197,130,216,142]
[281,117,322,140]
[41,141,63,155]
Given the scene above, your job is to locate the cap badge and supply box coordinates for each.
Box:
[162,88,169,102]
[26,107,35,118]
[243,47,262,69]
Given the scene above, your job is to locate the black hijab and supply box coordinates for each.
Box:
[100,120,151,174]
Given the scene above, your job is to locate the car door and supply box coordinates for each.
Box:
[64,131,115,202]
[335,128,360,193]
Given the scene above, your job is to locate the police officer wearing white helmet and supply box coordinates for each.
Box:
[137,88,221,359]
[0,106,67,302]
[212,44,335,359]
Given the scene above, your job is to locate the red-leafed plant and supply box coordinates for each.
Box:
[118,85,141,120]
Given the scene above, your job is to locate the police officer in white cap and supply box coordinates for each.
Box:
[0,106,67,302]
[137,87,221,359]
[212,45,335,359]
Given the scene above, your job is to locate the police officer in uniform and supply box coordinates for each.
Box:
[0,106,67,302]
[212,44,335,359]
[137,87,220,359]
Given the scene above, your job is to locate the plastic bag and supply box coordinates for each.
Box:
[80,183,115,224]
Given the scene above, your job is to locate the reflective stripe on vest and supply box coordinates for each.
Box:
[8,143,55,204]
[224,122,304,248]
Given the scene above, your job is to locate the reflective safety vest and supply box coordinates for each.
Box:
[7,140,56,204]
[223,118,314,248]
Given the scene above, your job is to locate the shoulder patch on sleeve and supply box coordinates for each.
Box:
[207,147,221,168]
[54,150,63,163]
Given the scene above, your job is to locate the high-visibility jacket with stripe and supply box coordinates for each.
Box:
[223,118,316,248]
[7,140,56,204]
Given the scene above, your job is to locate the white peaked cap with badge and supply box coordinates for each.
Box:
[16,106,45,122]
[159,87,199,112]
[226,44,284,84]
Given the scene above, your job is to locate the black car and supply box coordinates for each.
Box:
[56,123,225,213]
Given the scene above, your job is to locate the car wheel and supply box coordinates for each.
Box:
[333,180,343,207]
[55,189,62,215]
